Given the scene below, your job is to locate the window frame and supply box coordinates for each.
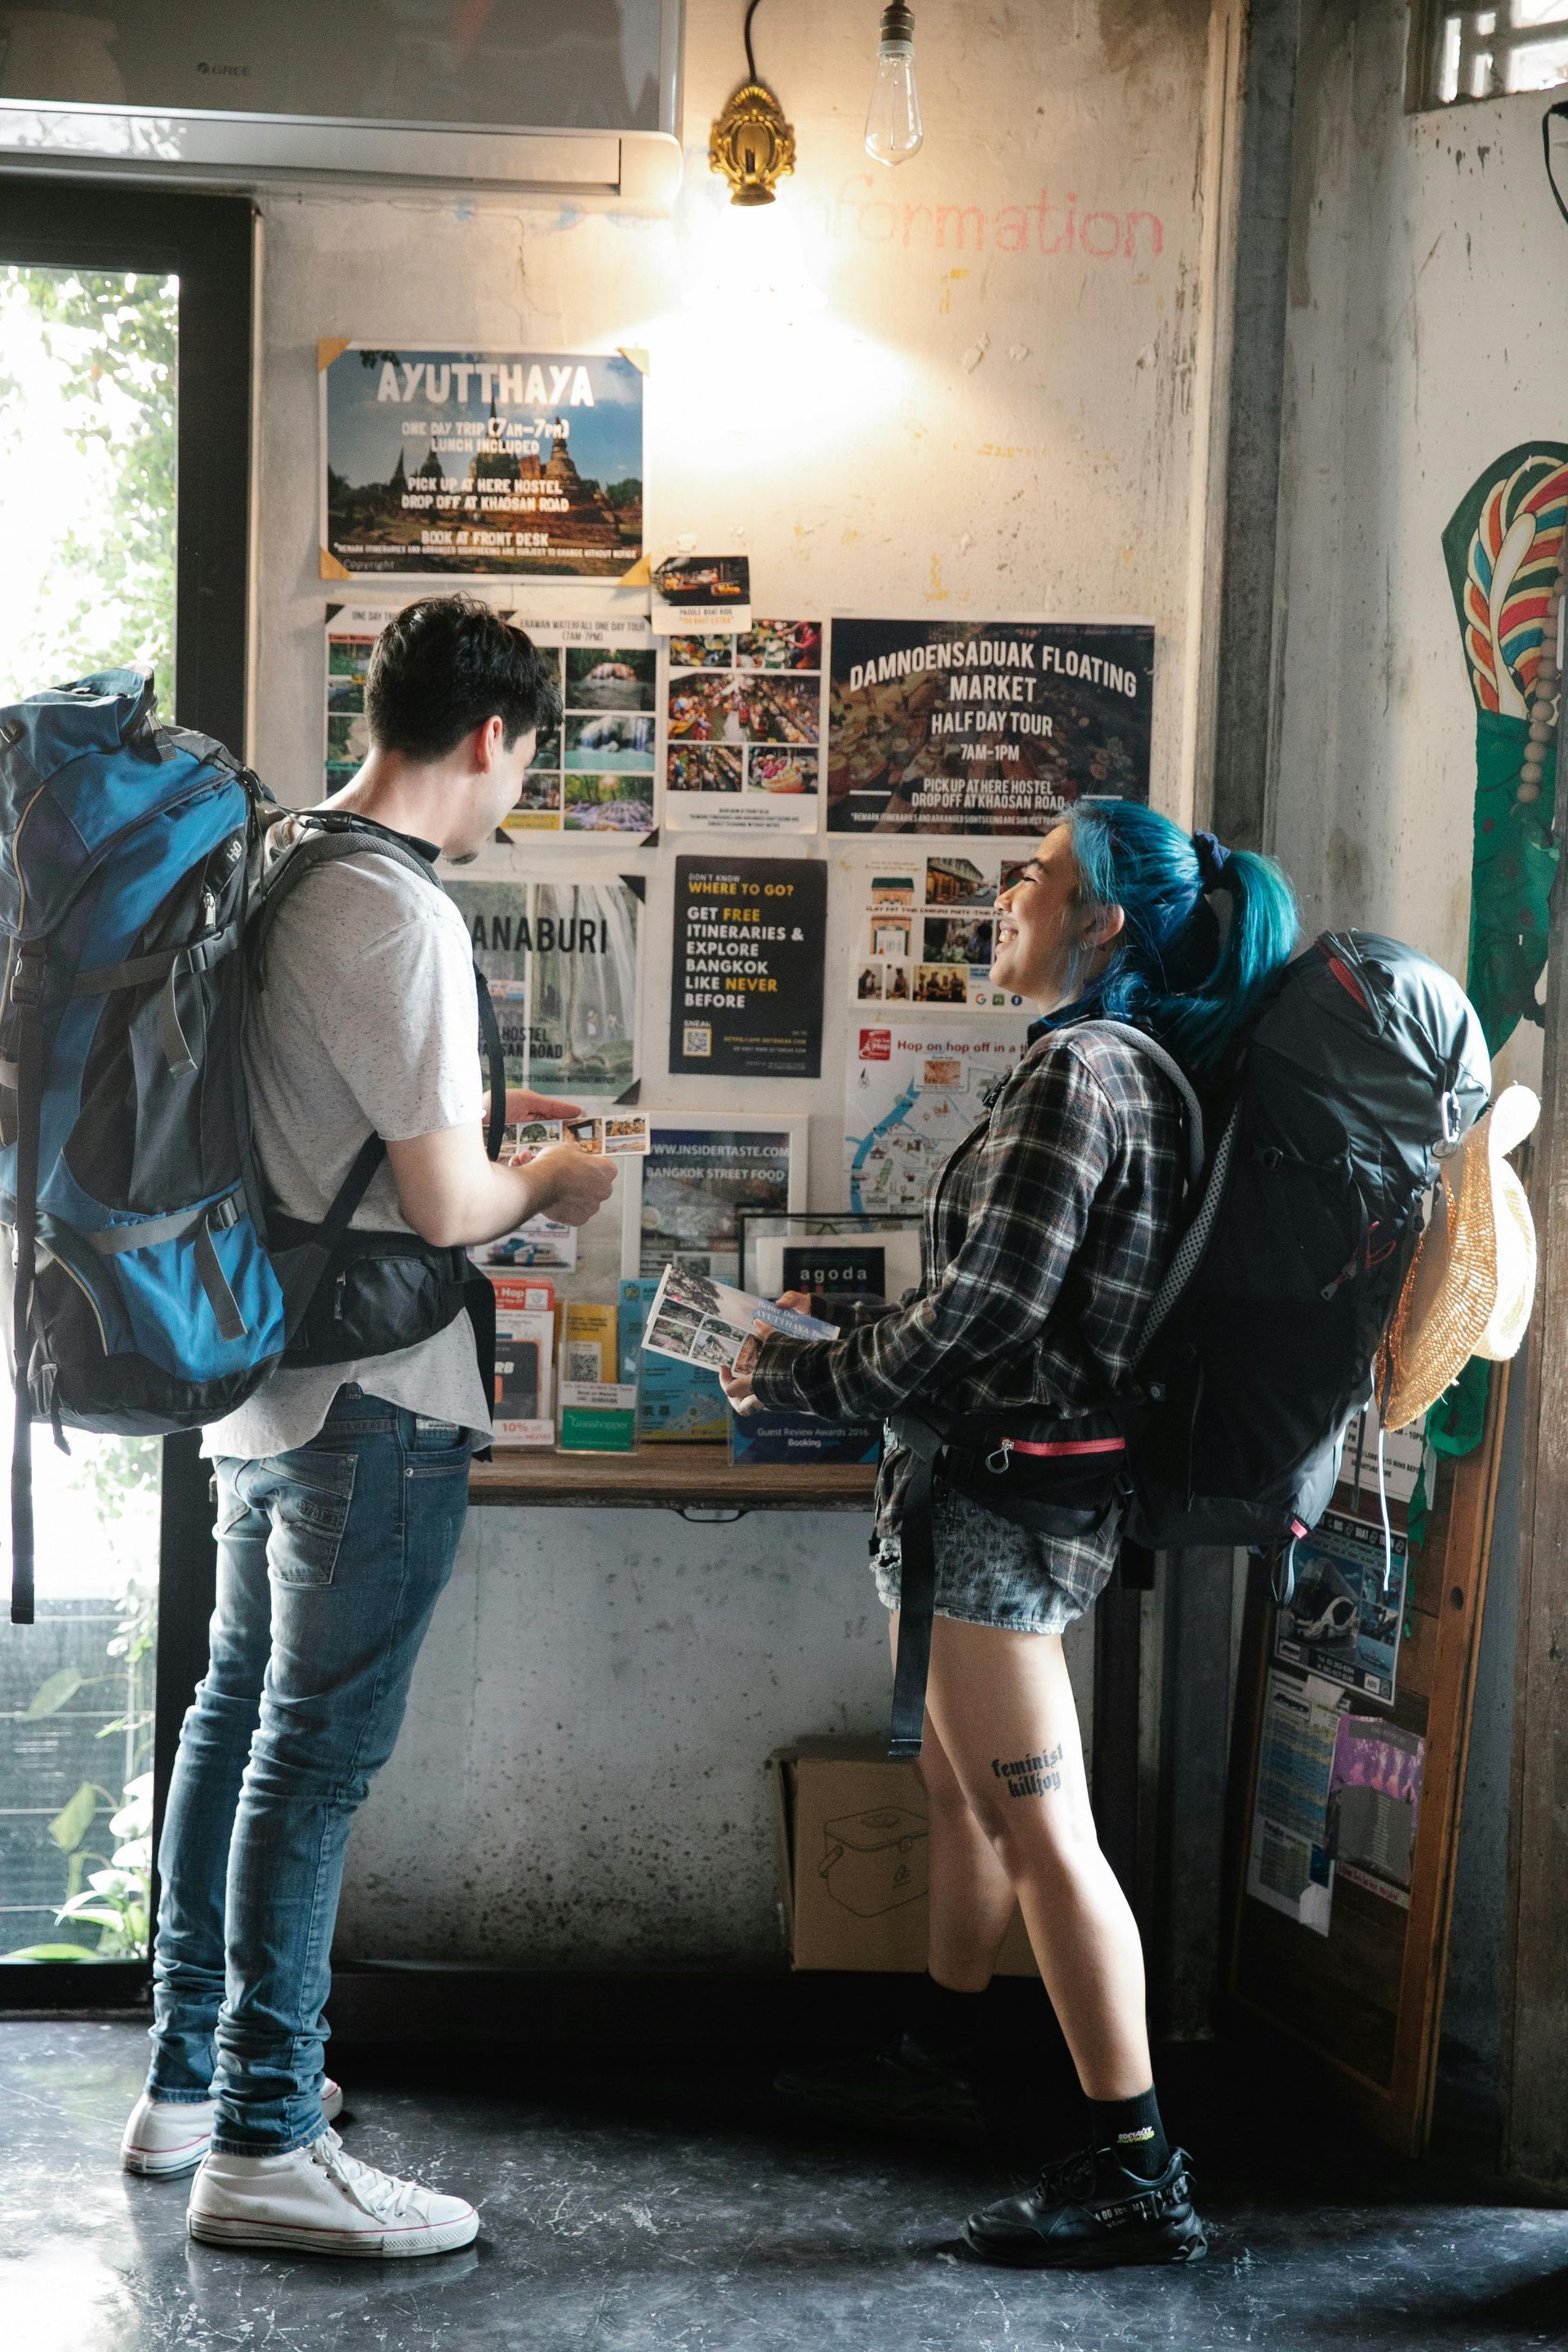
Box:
[0,176,252,2008]
[1409,0,1568,111]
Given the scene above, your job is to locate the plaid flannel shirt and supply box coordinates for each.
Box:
[750,1024,1187,1536]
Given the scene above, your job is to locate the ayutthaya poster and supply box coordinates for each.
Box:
[826,618,1154,836]
[319,343,644,581]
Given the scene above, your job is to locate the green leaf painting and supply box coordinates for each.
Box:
[1441,443,1568,1055]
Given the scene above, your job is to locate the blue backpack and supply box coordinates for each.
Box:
[0,671,503,1625]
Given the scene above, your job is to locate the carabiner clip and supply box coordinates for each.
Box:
[985,1439,1013,1475]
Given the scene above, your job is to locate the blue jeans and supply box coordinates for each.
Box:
[147,1386,472,2154]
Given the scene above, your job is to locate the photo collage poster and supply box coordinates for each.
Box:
[324,606,661,844]
[849,850,1030,1013]
[664,620,826,835]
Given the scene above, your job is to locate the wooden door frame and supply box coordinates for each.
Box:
[1499,586,1568,2196]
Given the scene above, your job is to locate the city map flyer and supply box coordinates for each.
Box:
[1441,443,1568,1054]
[319,343,645,581]
[844,1022,1025,1215]
[827,618,1154,837]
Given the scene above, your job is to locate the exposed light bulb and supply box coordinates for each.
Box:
[865,2,924,168]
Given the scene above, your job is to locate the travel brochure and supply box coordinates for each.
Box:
[640,1267,837,1377]
[319,342,644,581]
[506,1114,649,1157]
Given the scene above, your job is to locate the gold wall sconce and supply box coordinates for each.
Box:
[709,1,795,207]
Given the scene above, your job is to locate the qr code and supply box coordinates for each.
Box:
[683,1022,712,1058]
[565,1344,600,1382]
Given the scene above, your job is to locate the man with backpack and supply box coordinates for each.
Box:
[118,596,615,2256]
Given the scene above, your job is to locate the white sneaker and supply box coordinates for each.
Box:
[122,2078,344,2178]
[186,2126,479,2258]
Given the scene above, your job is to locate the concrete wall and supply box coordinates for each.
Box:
[243,0,1231,1967]
[1270,4,1567,2105]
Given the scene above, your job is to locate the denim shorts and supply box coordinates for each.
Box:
[872,1478,1120,1636]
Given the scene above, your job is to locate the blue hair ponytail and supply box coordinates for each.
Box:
[1053,800,1298,1075]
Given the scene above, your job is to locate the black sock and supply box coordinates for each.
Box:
[910,1975,985,2060]
[1085,2086,1169,2178]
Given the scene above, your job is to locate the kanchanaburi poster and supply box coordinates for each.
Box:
[319,343,644,581]
[826,617,1154,836]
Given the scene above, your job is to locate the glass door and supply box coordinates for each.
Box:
[0,264,176,1967]
[0,182,253,1998]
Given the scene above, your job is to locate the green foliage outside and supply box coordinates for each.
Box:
[4,1438,162,1961]
[0,265,175,1962]
[0,266,177,701]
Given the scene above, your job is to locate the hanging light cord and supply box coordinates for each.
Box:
[1547,97,1568,228]
[744,0,767,84]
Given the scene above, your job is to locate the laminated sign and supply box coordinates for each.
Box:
[827,617,1154,836]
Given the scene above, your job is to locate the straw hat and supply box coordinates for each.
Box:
[1379,1082,1539,1432]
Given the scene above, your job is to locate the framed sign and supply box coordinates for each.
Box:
[620,1115,808,1283]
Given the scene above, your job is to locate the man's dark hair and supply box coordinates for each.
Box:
[365,595,563,761]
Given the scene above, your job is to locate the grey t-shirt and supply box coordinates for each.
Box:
[202,818,492,1459]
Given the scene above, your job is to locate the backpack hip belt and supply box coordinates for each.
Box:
[883,1401,1125,1757]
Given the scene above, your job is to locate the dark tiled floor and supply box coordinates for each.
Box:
[2,2016,1566,2350]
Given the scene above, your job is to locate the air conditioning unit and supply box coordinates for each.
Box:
[0,2,684,214]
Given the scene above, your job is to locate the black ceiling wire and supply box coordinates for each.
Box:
[744,0,765,84]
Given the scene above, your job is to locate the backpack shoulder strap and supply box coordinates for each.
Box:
[248,813,506,1163]
[1068,1018,1205,1187]
[248,813,444,982]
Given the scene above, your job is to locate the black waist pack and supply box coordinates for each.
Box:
[270,1214,473,1369]
[884,1404,1124,1757]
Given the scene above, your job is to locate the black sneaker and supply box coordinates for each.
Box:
[774,2033,985,2142]
[963,2143,1208,2269]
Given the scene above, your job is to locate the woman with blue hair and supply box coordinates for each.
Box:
[723,800,1298,2271]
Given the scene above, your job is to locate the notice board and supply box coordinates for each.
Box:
[1222,1373,1509,2157]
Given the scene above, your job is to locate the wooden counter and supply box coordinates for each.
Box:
[468,1442,876,1514]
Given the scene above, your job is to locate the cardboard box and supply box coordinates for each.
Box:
[769,1736,1039,1976]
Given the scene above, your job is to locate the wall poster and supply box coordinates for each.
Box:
[1272,1510,1408,1708]
[844,1021,1024,1215]
[319,342,644,581]
[1245,1669,1343,1938]
[325,605,660,843]
[670,856,826,1079]
[1326,1716,1426,1913]
[621,1116,808,1283]
[442,875,643,1102]
[849,851,1029,1012]
[827,617,1154,836]
[664,619,824,835]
